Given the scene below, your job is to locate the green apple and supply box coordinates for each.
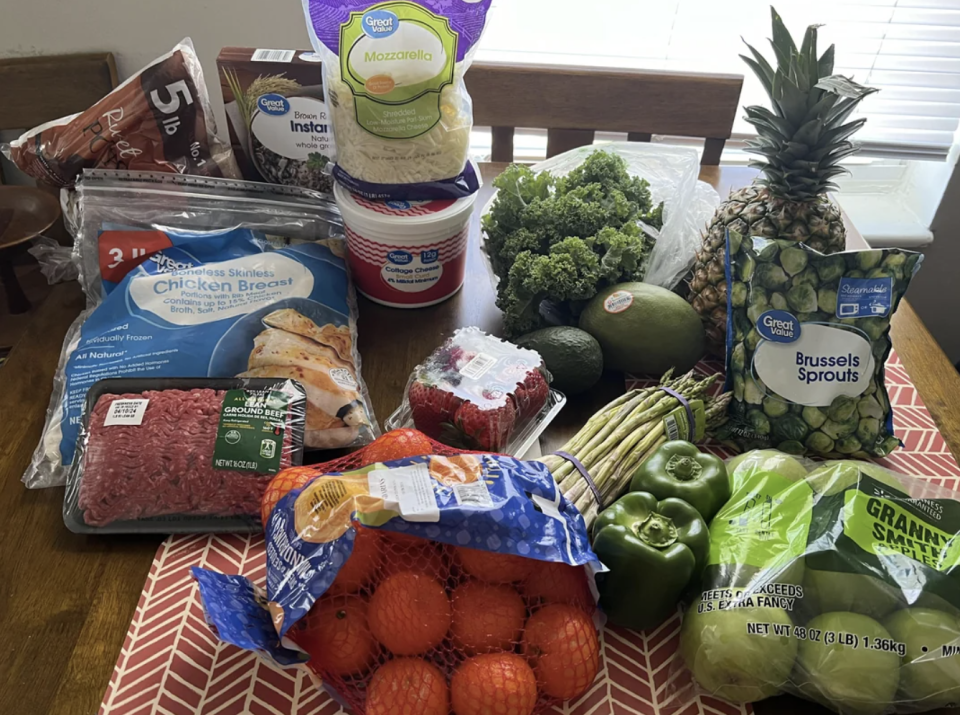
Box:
[727,450,808,489]
[795,611,899,714]
[805,460,907,497]
[681,598,798,703]
[803,567,902,620]
[884,608,960,708]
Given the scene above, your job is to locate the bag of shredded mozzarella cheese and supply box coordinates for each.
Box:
[300,0,491,200]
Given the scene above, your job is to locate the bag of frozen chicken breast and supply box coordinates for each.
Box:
[24,176,376,489]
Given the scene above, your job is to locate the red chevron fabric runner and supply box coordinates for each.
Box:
[99,353,958,715]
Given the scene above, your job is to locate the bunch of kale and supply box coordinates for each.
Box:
[482,151,664,336]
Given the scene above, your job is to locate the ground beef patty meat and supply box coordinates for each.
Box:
[79,389,291,526]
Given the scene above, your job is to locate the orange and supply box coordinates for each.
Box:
[369,572,452,655]
[451,652,538,715]
[294,595,378,676]
[327,526,382,595]
[522,604,599,700]
[381,537,449,582]
[362,429,435,466]
[366,658,449,715]
[261,466,317,523]
[455,546,532,583]
[521,561,593,611]
[451,581,526,655]
[382,530,424,548]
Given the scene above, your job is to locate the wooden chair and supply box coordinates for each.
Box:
[0,52,116,311]
[465,62,743,165]
[0,52,118,184]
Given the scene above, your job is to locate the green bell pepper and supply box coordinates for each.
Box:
[592,492,709,632]
[629,440,730,521]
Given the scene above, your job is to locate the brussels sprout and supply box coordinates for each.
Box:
[734,310,753,339]
[747,409,771,435]
[822,417,857,440]
[786,284,818,313]
[780,247,808,276]
[856,417,881,445]
[733,373,745,401]
[882,252,907,278]
[835,436,862,454]
[878,435,900,456]
[755,263,788,290]
[796,312,820,323]
[857,251,883,271]
[730,343,746,373]
[756,241,780,263]
[777,440,805,455]
[743,376,765,405]
[873,337,889,361]
[746,303,764,325]
[789,402,804,414]
[748,286,770,308]
[763,396,790,418]
[773,414,810,443]
[802,406,827,429]
[728,230,743,256]
[817,288,838,314]
[731,281,747,308]
[861,317,889,342]
[866,267,894,280]
[769,292,788,311]
[864,379,878,395]
[818,255,847,283]
[738,252,756,281]
[905,253,921,275]
[745,327,762,351]
[791,267,820,288]
[827,395,857,422]
[846,269,865,279]
[876,388,889,413]
[806,431,835,454]
[858,395,883,420]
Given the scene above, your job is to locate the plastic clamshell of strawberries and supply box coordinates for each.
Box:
[386,328,566,455]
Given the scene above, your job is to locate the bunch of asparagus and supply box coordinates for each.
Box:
[539,370,731,528]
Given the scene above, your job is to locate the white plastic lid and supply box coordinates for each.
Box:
[334,182,477,239]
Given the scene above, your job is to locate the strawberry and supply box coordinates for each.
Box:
[513,368,550,420]
[408,379,463,439]
[450,397,517,452]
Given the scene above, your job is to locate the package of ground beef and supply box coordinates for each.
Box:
[63,377,306,533]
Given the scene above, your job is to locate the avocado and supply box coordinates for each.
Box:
[513,327,602,395]
[579,282,705,376]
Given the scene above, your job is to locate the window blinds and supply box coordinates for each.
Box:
[476,0,960,158]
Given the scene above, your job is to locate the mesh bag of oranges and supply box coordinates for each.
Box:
[195,429,603,715]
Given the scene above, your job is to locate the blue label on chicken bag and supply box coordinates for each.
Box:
[719,233,922,458]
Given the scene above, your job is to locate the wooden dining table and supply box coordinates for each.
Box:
[1,162,959,715]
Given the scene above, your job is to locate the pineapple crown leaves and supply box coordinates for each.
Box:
[738,7,879,201]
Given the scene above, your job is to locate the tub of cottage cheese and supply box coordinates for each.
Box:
[334,182,476,307]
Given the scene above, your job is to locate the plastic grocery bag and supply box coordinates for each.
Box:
[194,436,603,715]
[481,142,721,293]
[678,450,960,714]
[717,232,923,458]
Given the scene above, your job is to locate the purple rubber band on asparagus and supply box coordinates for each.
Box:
[554,450,603,507]
[658,386,695,441]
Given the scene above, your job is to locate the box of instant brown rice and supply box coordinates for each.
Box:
[217,48,335,193]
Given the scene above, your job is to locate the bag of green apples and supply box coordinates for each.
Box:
[679,449,960,713]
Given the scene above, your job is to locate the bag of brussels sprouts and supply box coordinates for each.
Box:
[717,231,922,458]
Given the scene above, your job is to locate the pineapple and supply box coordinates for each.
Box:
[688,7,877,355]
